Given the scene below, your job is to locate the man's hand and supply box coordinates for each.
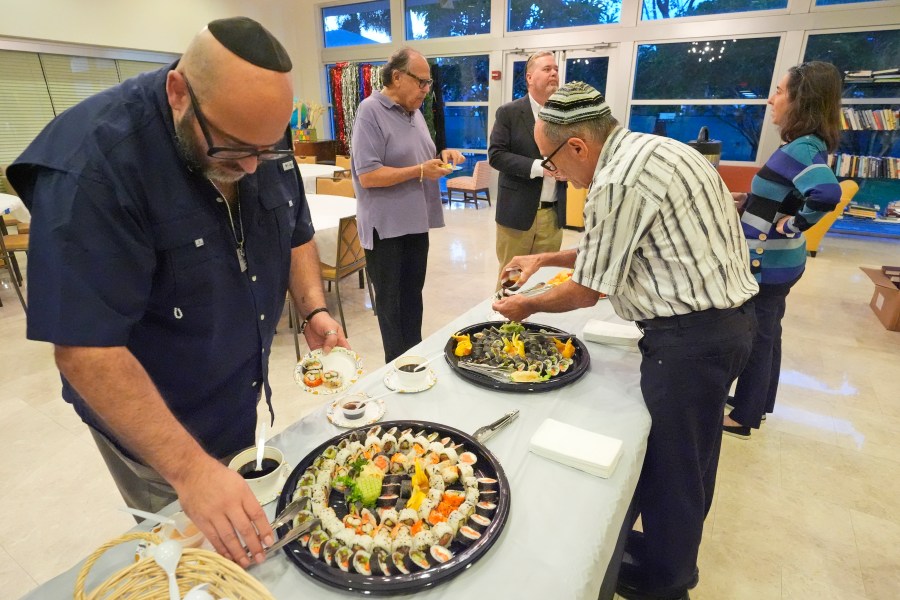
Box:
[422,158,453,179]
[440,149,466,166]
[500,254,543,289]
[304,311,350,354]
[492,293,534,322]
[174,458,273,567]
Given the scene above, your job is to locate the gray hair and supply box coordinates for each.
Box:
[382,47,422,87]
[541,113,620,147]
[525,51,554,75]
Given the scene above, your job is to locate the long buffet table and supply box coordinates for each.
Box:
[24,271,650,600]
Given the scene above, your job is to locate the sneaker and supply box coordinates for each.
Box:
[723,424,751,440]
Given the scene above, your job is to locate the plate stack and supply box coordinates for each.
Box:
[582,319,642,349]
[529,418,623,479]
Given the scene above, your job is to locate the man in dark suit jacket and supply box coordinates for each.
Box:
[488,51,567,286]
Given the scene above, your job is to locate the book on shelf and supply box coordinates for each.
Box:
[840,108,898,131]
[873,68,900,76]
[829,154,900,179]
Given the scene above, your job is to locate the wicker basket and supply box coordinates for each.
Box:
[74,531,276,600]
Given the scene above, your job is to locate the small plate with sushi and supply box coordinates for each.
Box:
[295,347,363,395]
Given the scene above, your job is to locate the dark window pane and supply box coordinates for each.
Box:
[804,29,900,99]
[435,55,489,102]
[406,0,491,39]
[634,38,779,100]
[507,0,621,31]
[641,0,785,20]
[629,105,767,161]
[444,106,488,149]
[816,0,882,5]
[323,1,391,48]
[565,56,609,96]
[512,60,527,100]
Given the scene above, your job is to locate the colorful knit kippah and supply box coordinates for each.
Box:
[207,17,292,72]
[539,81,610,124]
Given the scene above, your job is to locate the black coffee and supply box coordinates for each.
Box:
[238,458,280,479]
[398,364,421,372]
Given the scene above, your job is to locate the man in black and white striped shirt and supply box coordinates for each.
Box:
[493,82,758,600]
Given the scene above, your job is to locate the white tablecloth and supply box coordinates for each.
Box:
[0,193,30,223]
[24,272,651,600]
[307,194,357,266]
[298,164,347,194]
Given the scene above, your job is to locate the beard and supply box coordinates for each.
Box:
[174,108,246,184]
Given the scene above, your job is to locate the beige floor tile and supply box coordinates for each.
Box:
[694,531,783,600]
[0,544,38,600]
[781,567,870,600]
[851,509,900,600]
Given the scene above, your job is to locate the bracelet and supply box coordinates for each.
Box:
[300,307,329,334]
[419,163,424,183]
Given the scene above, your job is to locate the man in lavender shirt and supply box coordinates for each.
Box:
[351,47,465,362]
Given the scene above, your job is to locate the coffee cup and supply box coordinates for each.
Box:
[394,354,429,390]
[227,445,290,504]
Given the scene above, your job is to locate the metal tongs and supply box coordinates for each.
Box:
[263,517,321,557]
[473,410,520,443]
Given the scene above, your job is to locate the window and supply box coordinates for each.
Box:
[435,55,489,152]
[565,56,609,97]
[629,37,779,161]
[323,1,392,48]
[507,0,621,32]
[405,0,490,40]
[641,0,786,20]
[804,29,900,99]
[815,0,885,5]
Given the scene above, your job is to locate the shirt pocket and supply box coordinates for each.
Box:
[153,212,223,307]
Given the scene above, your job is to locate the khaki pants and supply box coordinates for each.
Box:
[495,207,563,288]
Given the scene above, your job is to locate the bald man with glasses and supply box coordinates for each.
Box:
[9,17,348,567]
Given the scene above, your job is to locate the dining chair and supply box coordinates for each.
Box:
[445,160,492,209]
[316,175,355,197]
[806,179,859,257]
[335,155,351,170]
[318,216,375,338]
[0,230,28,311]
[294,155,317,164]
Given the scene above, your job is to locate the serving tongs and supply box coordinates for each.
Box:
[473,409,520,443]
[457,361,516,383]
[261,517,321,558]
[270,495,311,530]
[494,280,547,300]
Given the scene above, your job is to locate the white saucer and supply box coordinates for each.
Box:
[254,465,291,506]
[326,397,386,428]
[295,347,363,395]
[382,368,437,393]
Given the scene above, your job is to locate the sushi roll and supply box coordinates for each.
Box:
[412,529,436,551]
[427,488,443,504]
[439,446,459,464]
[302,357,324,372]
[468,513,491,533]
[408,549,431,571]
[417,498,436,521]
[398,431,414,451]
[371,453,390,473]
[381,433,398,454]
[352,550,373,576]
[429,544,453,564]
[440,436,453,447]
[447,511,466,534]
[399,508,418,525]
[457,525,482,545]
[389,453,408,474]
[322,445,339,460]
[458,463,474,480]
[308,530,329,559]
[368,424,383,438]
[379,508,399,528]
[371,547,390,576]
[465,486,480,505]
[335,545,354,572]
[303,369,323,387]
[458,451,477,466]
[298,472,316,488]
[444,489,466,503]
[334,528,356,547]
[364,434,381,450]
[462,475,477,490]
[373,530,392,553]
[335,447,352,466]
[476,501,497,517]
[440,465,460,485]
[391,550,413,575]
[322,538,343,567]
[479,489,499,503]
[458,501,476,517]
[377,493,399,508]
[428,441,445,455]
[392,530,413,554]
[353,533,375,553]
[432,522,454,547]
[476,477,498,491]
[426,431,441,443]
[429,474,446,492]
[323,370,343,389]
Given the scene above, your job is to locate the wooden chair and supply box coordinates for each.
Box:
[0,230,28,310]
[445,160,492,208]
[566,182,587,229]
[805,180,858,257]
[294,155,317,164]
[316,175,355,197]
[335,155,351,170]
[317,216,375,337]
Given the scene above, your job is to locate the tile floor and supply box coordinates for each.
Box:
[2,204,899,599]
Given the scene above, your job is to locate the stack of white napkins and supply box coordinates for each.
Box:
[529,418,624,478]
[582,319,642,348]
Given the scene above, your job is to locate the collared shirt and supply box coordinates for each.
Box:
[741,135,841,285]
[527,94,559,205]
[573,127,758,322]
[9,63,314,461]
[350,90,444,250]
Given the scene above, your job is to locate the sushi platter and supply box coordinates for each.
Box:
[275,420,511,594]
[444,321,591,392]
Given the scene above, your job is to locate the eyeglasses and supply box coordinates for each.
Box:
[403,70,434,90]
[540,139,569,172]
[183,76,293,161]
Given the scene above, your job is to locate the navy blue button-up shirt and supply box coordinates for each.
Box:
[9,64,314,460]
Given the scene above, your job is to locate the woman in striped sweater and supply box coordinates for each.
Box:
[724,61,843,439]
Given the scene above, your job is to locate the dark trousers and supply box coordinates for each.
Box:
[628,306,755,597]
[364,231,429,363]
[730,279,798,428]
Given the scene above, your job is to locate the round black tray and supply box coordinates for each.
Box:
[444,321,591,392]
[276,420,511,595]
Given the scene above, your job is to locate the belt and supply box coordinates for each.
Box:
[538,201,556,210]
[635,306,745,332]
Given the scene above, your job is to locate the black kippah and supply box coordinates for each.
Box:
[207,17,292,72]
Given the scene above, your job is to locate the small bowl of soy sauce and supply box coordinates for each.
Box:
[393,354,429,390]
[227,445,290,504]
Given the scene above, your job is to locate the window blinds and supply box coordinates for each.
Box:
[39,53,120,115]
[0,50,56,166]
[116,59,167,81]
